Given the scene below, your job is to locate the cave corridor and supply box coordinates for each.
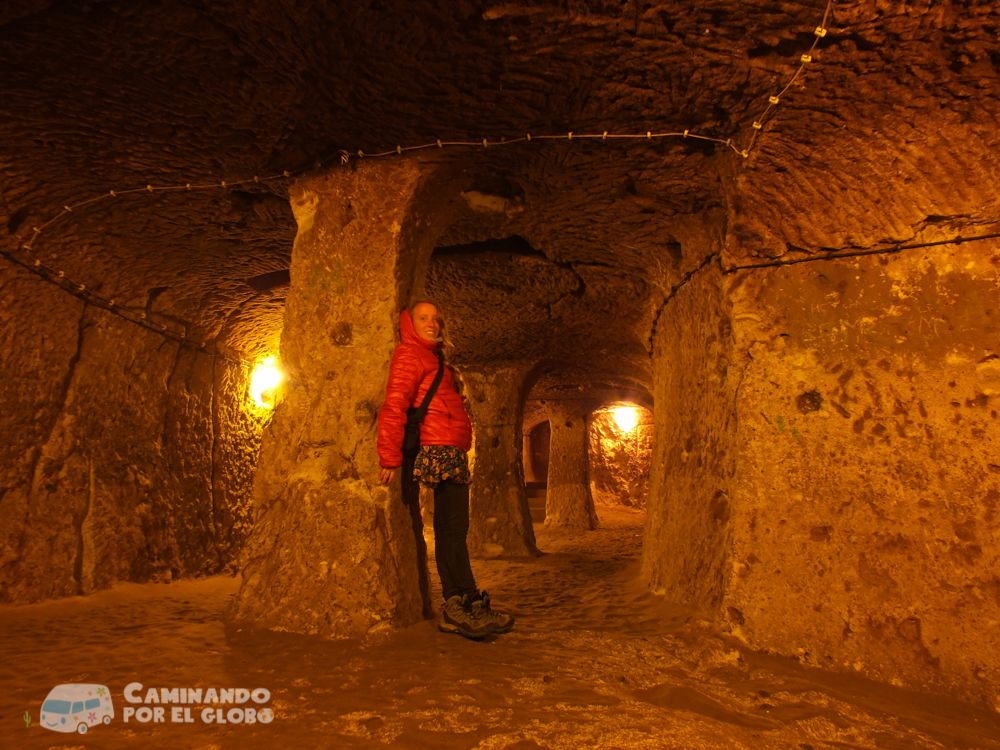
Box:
[3,1,1000,748]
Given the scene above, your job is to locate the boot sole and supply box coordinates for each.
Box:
[440,616,489,640]
[438,621,487,640]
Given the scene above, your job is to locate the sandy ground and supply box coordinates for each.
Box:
[4,506,1000,749]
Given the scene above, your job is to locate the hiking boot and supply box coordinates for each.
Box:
[438,594,489,639]
[470,591,514,634]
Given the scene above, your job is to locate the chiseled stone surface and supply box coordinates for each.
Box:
[725,243,1000,705]
[231,160,436,638]
[462,366,538,558]
[588,407,653,508]
[643,264,738,610]
[0,254,265,603]
[645,243,1000,706]
[544,400,599,530]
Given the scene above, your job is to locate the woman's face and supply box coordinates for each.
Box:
[411,302,442,342]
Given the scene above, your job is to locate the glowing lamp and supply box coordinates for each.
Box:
[250,356,282,408]
[612,406,638,431]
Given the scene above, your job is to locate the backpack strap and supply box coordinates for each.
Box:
[411,352,445,422]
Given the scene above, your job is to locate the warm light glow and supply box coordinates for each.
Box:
[250,356,282,408]
[612,406,638,431]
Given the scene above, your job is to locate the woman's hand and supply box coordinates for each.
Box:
[379,468,396,485]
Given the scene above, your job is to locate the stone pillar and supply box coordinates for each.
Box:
[521,433,536,482]
[462,366,538,557]
[641,264,736,609]
[544,400,598,529]
[230,159,436,638]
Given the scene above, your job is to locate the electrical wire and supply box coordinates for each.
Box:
[4,1,835,364]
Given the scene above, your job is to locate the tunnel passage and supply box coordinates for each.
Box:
[4,0,1000,716]
[520,401,653,525]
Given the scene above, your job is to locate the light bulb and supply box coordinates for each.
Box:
[612,407,638,431]
[250,356,282,408]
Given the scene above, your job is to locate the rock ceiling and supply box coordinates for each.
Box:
[2,0,999,400]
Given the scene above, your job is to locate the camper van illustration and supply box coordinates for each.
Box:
[40,684,114,734]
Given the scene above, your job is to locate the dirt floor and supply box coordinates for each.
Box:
[4,506,1000,749]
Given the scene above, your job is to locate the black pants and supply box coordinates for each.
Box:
[401,453,478,606]
[431,480,479,602]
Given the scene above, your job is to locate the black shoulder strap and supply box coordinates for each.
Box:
[412,352,444,421]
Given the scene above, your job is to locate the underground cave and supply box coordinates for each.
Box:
[2,1,1000,747]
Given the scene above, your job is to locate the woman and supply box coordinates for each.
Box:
[377,299,514,639]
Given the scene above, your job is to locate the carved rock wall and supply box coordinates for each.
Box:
[0,257,263,603]
[645,242,1000,705]
[588,407,653,508]
[643,264,738,609]
[725,243,1000,705]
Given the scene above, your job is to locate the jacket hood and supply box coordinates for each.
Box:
[399,309,442,352]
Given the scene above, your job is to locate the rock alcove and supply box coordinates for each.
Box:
[2,1,1000,745]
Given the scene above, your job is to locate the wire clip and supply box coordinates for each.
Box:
[753,122,763,130]
[814,27,827,37]
[801,54,812,63]
[769,95,780,105]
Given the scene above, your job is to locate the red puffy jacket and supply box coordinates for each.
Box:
[377,310,473,469]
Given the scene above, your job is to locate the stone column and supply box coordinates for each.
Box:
[230,159,437,638]
[521,433,536,483]
[544,400,598,529]
[462,366,538,557]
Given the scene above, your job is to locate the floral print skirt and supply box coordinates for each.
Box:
[413,445,472,487]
